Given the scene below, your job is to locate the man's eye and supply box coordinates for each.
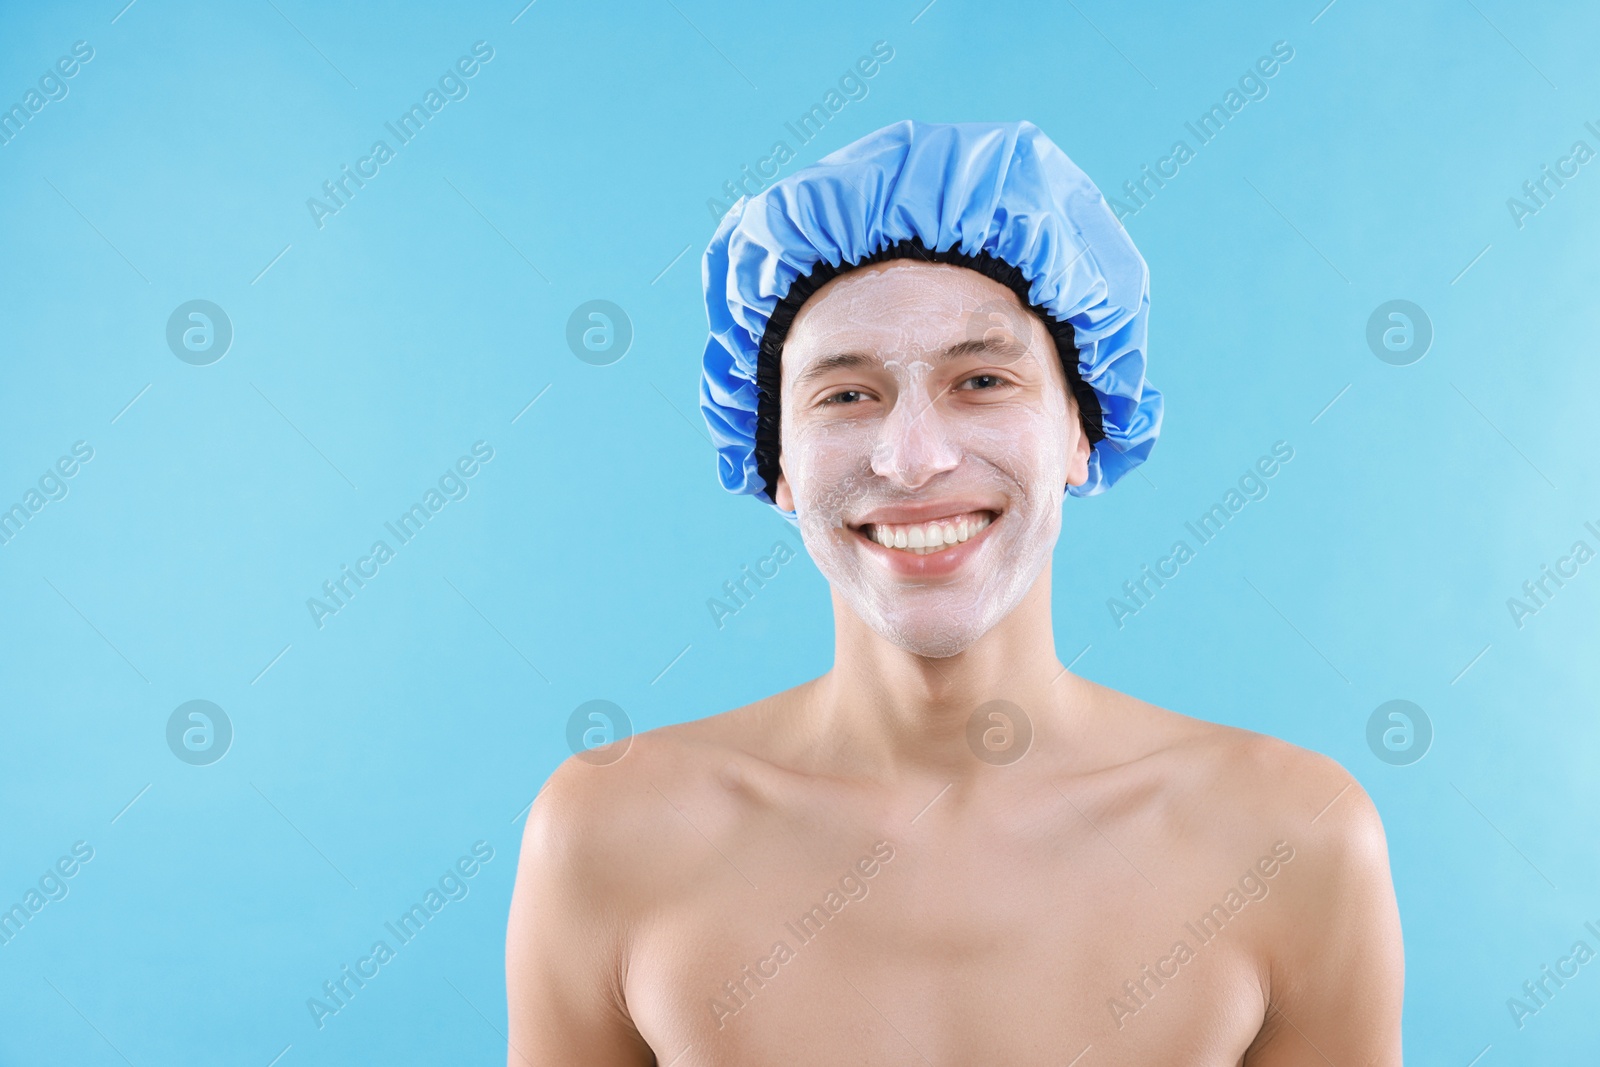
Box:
[960,374,1008,391]
[821,389,865,406]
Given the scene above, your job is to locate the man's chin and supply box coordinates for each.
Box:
[890,631,984,660]
[846,595,997,659]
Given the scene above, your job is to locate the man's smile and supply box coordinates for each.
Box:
[846,503,1004,578]
[852,509,999,556]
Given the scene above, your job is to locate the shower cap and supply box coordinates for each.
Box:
[698,118,1161,524]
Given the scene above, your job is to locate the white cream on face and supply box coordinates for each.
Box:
[777,261,1082,659]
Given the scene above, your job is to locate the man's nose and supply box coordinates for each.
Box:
[869,380,961,488]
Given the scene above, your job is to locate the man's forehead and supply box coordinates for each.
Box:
[789,260,1006,331]
[782,262,1045,379]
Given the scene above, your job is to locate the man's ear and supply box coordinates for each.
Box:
[1065,427,1092,487]
[1064,402,1093,488]
[773,467,794,512]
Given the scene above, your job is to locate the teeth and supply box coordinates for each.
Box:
[867,512,994,555]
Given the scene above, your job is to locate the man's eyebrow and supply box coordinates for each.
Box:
[791,337,1016,389]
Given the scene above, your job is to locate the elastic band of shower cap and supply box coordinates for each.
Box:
[698,118,1162,526]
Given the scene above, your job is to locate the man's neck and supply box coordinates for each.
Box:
[799,565,1072,784]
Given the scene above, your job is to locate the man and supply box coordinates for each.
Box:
[506,120,1404,1065]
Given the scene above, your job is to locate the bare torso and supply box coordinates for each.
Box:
[507,672,1403,1066]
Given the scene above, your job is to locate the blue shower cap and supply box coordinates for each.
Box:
[699,118,1160,524]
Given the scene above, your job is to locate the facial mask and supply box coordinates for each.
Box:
[779,261,1081,658]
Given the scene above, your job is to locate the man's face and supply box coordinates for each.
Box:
[772,260,1092,658]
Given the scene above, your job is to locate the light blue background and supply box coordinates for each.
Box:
[2,0,1597,1062]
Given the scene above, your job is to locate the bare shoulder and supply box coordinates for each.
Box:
[1080,675,1386,850]
[504,698,785,1060]
[1075,679,1404,1055]
[1204,720,1383,844]
[511,697,775,913]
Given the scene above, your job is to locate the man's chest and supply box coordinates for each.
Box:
[621,829,1273,1065]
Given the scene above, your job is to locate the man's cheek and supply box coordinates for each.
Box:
[971,414,1057,484]
[790,434,869,499]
